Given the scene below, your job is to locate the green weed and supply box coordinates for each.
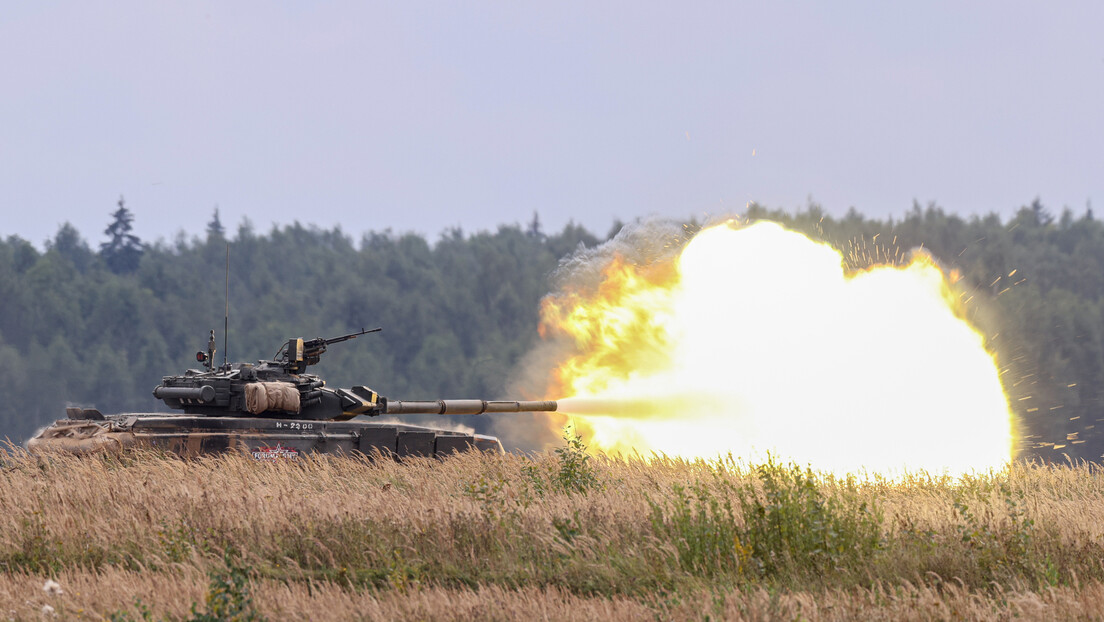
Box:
[522,427,605,498]
[648,482,747,577]
[649,458,883,580]
[186,548,266,622]
[737,459,883,576]
[553,427,604,494]
[105,598,154,622]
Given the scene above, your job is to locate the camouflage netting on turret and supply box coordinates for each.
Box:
[244,382,300,415]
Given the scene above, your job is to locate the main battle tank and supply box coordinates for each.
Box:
[27,328,557,459]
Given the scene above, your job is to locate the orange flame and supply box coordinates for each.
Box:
[541,220,1014,476]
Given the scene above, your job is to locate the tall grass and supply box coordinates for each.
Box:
[4,442,1104,619]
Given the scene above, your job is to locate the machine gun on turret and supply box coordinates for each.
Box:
[274,327,382,373]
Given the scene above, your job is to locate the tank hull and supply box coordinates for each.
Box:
[27,414,503,459]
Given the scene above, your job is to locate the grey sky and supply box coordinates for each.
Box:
[2,2,1101,248]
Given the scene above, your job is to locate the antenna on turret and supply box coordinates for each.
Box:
[224,243,229,369]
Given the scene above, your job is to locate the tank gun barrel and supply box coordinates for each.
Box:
[384,399,557,415]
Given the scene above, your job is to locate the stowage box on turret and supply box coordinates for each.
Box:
[27,328,557,460]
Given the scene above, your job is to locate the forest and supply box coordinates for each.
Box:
[0,198,1098,463]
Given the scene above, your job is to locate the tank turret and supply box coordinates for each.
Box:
[153,327,383,420]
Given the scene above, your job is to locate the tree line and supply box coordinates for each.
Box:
[0,198,1098,462]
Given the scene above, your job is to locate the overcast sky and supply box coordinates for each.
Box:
[2,2,1101,248]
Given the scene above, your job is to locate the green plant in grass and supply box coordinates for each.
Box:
[186,548,266,622]
[649,458,883,580]
[522,426,605,499]
[553,426,604,494]
[952,481,1059,586]
[648,482,748,577]
[738,459,883,576]
[105,598,154,622]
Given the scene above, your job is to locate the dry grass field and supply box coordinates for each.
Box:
[2,437,1104,621]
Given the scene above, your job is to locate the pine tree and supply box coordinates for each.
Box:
[207,206,225,238]
[527,211,544,239]
[100,196,144,273]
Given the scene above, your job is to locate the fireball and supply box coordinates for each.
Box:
[542,220,1014,476]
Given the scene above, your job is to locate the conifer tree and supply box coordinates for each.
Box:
[527,211,544,239]
[100,196,143,273]
[207,206,225,238]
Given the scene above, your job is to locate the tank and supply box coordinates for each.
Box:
[27,328,557,459]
